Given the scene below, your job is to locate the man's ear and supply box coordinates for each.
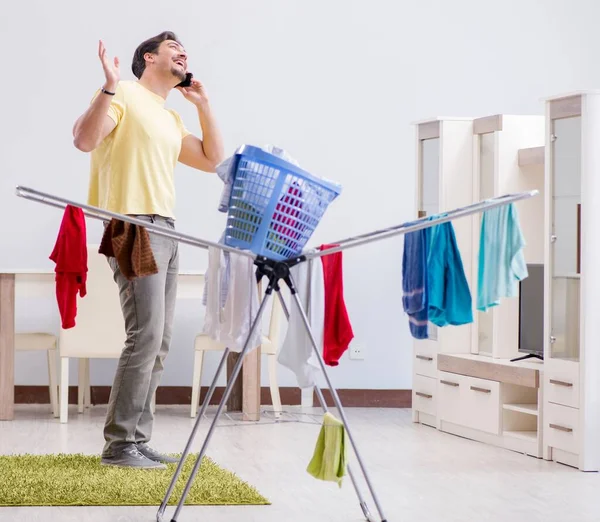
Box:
[144,52,155,65]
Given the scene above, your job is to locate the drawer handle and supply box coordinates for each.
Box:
[550,423,573,433]
[416,355,433,362]
[550,379,573,388]
[470,386,491,394]
[415,392,433,399]
[440,380,459,387]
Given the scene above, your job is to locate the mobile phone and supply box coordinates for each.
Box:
[177,72,193,87]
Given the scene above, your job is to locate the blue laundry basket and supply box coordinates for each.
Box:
[223,145,342,261]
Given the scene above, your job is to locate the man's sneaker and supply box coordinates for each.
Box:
[137,442,180,464]
[101,443,166,469]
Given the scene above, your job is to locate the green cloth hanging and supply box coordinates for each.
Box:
[306,412,347,487]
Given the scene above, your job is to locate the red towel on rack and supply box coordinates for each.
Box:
[49,205,88,329]
[320,243,354,366]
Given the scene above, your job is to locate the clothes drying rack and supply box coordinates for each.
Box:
[15,185,537,522]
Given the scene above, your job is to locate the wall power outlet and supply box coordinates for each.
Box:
[349,343,365,360]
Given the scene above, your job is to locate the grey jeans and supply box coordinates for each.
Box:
[102,214,179,457]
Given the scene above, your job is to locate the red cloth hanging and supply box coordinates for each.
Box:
[49,205,88,329]
[320,243,354,366]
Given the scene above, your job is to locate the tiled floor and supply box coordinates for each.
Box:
[0,404,598,522]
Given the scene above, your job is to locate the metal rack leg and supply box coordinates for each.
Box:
[275,291,377,522]
[288,290,388,522]
[314,385,378,522]
[156,347,230,522]
[166,290,273,522]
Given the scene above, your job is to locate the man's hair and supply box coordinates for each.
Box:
[131,31,183,79]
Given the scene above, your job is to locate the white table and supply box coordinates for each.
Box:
[0,269,210,421]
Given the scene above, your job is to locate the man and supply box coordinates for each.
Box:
[72,31,224,469]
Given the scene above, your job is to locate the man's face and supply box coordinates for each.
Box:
[149,39,188,81]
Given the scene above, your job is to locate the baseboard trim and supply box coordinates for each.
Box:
[15,386,412,408]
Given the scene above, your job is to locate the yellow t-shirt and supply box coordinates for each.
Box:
[87,80,190,219]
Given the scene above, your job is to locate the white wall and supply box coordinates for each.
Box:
[7,0,600,391]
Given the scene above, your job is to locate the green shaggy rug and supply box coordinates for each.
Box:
[0,453,269,507]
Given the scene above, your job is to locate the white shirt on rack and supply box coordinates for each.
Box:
[203,246,262,353]
[278,259,325,389]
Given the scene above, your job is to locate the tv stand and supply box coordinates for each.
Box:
[420,353,544,460]
[511,353,544,362]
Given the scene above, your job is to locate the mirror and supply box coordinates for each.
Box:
[479,132,495,200]
[419,137,440,340]
[420,138,439,217]
[477,133,495,355]
[550,116,581,361]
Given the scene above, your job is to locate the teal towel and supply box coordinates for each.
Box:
[427,222,473,327]
[477,203,528,312]
[306,413,347,487]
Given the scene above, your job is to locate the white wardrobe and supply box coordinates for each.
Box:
[542,91,600,472]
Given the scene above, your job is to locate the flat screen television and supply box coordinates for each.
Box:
[512,263,544,362]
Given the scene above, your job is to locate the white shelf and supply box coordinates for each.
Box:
[518,145,545,167]
[554,273,580,280]
[503,431,538,442]
[503,403,539,416]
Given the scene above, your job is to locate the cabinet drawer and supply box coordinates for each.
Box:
[546,361,579,409]
[462,375,500,435]
[437,372,500,435]
[412,375,436,417]
[545,402,579,455]
[414,344,437,378]
[437,371,463,426]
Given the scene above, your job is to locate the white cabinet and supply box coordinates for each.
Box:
[409,102,600,471]
[411,115,547,440]
[438,370,502,435]
[413,346,437,379]
[437,354,543,458]
[543,91,600,471]
[545,359,579,410]
[412,374,437,419]
[411,117,475,427]
[471,114,545,359]
[545,402,580,458]
[463,375,501,435]
[436,371,462,426]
